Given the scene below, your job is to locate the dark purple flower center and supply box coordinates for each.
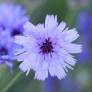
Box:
[0,47,8,55]
[40,38,54,54]
[11,28,22,36]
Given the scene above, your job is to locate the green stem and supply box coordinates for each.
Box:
[1,72,22,92]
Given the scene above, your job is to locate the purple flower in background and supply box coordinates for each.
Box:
[14,15,82,80]
[0,28,16,67]
[77,11,92,34]
[0,3,28,68]
[43,76,61,92]
[61,76,80,92]
[0,3,29,36]
[77,10,92,64]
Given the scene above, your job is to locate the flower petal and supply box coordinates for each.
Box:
[62,43,82,53]
[58,21,66,32]
[45,15,58,30]
[62,28,79,42]
[19,60,31,75]
[34,62,49,80]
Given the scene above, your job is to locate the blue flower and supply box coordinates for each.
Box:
[77,11,92,64]
[0,3,29,36]
[0,3,28,67]
[0,28,16,67]
[77,11,92,35]
[14,15,82,80]
[43,76,61,92]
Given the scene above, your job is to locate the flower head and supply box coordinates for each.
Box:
[0,3,29,36]
[0,28,17,67]
[0,3,29,68]
[15,15,82,80]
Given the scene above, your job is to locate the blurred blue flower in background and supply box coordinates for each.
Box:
[43,76,61,92]
[61,76,80,92]
[0,3,29,68]
[77,10,92,64]
[0,29,15,68]
[0,3,29,36]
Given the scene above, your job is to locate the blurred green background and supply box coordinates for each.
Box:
[0,0,92,92]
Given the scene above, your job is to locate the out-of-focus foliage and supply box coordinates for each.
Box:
[30,0,67,23]
[0,64,42,92]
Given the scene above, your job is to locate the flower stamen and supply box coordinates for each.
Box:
[40,38,54,54]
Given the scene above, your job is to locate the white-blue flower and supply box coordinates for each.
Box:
[0,3,29,36]
[15,15,82,80]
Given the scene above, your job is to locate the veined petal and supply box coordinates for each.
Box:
[58,21,66,32]
[62,28,79,42]
[24,21,36,36]
[55,64,66,79]
[34,62,49,80]
[19,53,38,75]
[62,43,82,53]
[14,36,37,51]
[49,61,66,79]
[45,15,58,30]
[58,49,76,66]
[15,52,29,61]
[19,60,31,75]
[35,69,48,80]
[14,36,30,46]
